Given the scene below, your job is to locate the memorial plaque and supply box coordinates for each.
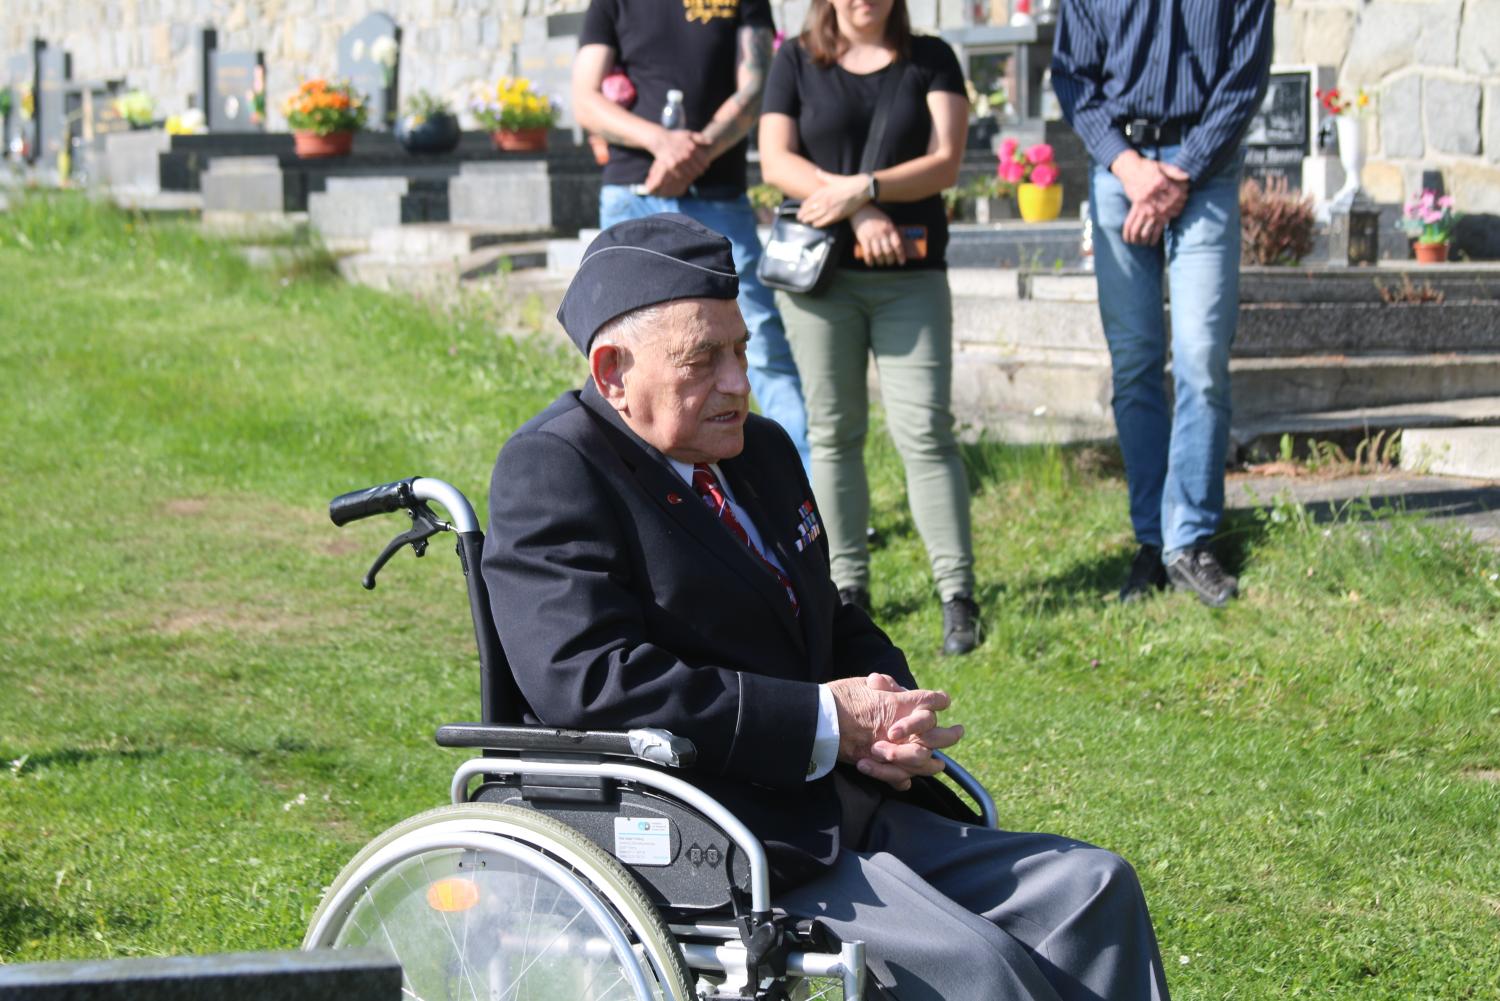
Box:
[337,12,401,130]
[1243,68,1315,190]
[35,45,70,170]
[208,50,265,132]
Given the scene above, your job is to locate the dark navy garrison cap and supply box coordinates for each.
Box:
[556,213,739,354]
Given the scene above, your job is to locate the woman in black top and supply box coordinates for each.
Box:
[760,0,979,654]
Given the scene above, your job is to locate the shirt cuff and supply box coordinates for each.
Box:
[807,683,841,781]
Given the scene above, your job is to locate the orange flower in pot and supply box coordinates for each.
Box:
[282,78,367,158]
[998,138,1063,222]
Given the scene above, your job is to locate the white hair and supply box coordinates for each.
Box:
[591,302,669,353]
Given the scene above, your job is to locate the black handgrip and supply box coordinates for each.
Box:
[329,478,416,526]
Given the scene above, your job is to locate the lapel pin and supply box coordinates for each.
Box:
[666,492,683,505]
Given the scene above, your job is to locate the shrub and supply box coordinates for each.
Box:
[1240,177,1315,265]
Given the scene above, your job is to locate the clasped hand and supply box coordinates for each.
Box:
[1114,152,1191,246]
[795,169,871,228]
[643,128,711,197]
[828,673,965,791]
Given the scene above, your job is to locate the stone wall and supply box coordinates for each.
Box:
[3,0,1497,211]
[1274,0,1500,215]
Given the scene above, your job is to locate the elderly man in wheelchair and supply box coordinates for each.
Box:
[306,215,1172,1001]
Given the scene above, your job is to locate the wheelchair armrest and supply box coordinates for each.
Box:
[934,751,999,830]
[435,723,698,768]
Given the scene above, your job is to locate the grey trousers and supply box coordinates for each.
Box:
[778,800,1172,1001]
[776,268,975,600]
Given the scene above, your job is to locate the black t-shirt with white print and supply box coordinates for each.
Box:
[762,34,966,270]
[580,0,775,192]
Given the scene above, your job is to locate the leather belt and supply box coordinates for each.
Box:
[1120,119,1189,146]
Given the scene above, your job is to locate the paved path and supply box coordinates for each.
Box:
[1226,470,1500,544]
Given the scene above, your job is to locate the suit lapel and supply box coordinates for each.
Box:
[579,385,808,652]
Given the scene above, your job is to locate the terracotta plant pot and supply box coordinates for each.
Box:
[491,127,548,152]
[1017,182,1063,222]
[1413,241,1449,264]
[293,130,354,158]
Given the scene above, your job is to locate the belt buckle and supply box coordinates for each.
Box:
[1125,119,1159,144]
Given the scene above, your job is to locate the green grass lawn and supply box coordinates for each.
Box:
[2,192,1498,997]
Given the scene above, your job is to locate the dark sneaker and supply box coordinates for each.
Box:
[1165,546,1239,608]
[1119,544,1168,603]
[941,594,982,656]
[838,586,872,613]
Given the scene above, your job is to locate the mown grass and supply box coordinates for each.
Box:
[2,192,1498,997]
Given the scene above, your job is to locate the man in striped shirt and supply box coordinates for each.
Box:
[1053,0,1273,608]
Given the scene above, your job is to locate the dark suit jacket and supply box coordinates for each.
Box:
[481,381,916,885]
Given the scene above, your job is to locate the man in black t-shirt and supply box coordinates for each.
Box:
[571,0,810,473]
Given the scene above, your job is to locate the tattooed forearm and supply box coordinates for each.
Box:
[701,25,773,152]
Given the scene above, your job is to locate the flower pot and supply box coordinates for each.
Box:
[974,195,1015,224]
[395,112,460,155]
[491,127,548,152]
[1017,182,1063,222]
[293,130,354,158]
[1413,241,1449,264]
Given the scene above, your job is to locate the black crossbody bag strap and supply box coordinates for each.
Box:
[858,58,910,177]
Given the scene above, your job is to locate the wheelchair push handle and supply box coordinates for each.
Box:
[329,478,417,526]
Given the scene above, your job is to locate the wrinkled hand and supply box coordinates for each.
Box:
[797,170,871,228]
[850,205,904,267]
[828,673,965,791]
[644,128,710,196]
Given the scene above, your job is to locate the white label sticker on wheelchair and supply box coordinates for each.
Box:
[613,817,671,865]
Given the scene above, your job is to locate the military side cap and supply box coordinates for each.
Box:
[556,213,739,353]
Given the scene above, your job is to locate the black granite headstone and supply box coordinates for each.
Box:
[337,12,400,130]
[208,49,265,132]
[1243,70,1311,190]
[35,44,70,170]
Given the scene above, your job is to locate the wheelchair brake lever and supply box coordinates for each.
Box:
[361,503,452,590]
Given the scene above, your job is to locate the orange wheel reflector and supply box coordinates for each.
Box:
[426,878,480,913]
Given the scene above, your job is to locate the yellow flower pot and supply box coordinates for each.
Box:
[1017,183,1063,222]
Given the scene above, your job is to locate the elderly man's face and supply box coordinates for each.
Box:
[595,297,753,464]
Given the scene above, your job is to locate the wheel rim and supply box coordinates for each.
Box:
[315,833,659,1001]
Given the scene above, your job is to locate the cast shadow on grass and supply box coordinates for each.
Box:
[3,746,166,775]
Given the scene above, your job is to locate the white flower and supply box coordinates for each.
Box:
[371,36,399,69]
[178,108,206,133]
[351,39,366,62]
[1178,955,1190,966]
[1032,405,1048,417]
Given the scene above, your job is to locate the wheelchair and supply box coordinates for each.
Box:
[303,476,1000,1001]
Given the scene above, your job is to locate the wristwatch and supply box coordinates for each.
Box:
[866,173,880,201]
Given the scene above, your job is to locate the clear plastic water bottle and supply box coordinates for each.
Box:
[661,89,685,131]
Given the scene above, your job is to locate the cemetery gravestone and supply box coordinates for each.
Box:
[1243,69,1312,190]
[207,49,266,132]
[35,45,69,171]
[338,12,401,131]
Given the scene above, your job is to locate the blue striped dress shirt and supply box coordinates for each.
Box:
[1051,0,1274,182]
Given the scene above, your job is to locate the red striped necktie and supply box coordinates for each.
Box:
[692,463,799,616]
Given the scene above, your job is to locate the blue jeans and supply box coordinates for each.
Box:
[1089,147,1243,558]
[600,185,811,475]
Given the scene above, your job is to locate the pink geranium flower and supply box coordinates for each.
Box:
[1029,162,1059,187]
[999,160,1027,184]
[998,136,1019,161]
[601,69,636,108]
[1025,143,1054,165]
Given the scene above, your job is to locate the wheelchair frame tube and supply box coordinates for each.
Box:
[679,939,866,1001]
[934,751,999,829]
[451,756,772,916]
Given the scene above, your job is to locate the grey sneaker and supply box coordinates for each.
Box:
[941,594,982,656]
[1119,544,1168,603]
[1165,547,1238,607]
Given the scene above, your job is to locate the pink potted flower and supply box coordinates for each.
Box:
[996,140,1063,221]
[1399,189,1458,263]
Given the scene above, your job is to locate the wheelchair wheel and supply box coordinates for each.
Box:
[304,803,694,1001]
